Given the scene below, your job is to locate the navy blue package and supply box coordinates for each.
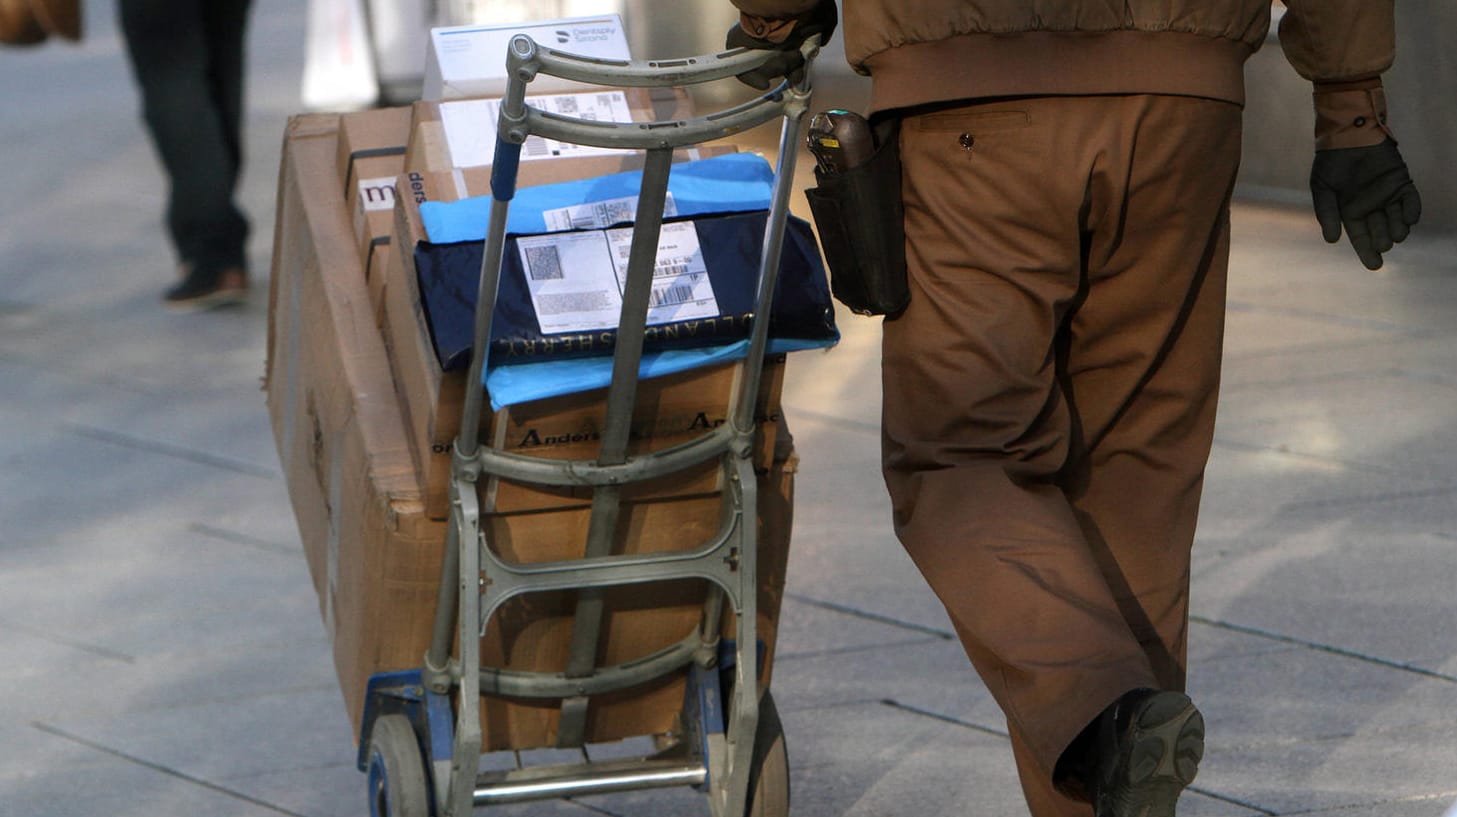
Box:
[414,211,838,371]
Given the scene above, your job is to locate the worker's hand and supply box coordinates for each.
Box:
[725,0,836,90]
[1311,139,1421,270]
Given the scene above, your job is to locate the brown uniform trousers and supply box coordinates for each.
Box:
[881,94,1242,817]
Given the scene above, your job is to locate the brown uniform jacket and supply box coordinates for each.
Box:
[730,0,1397,148]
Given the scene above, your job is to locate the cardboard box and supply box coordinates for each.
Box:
[336,106,412,203]
[406,85,697,174]
[267,114,794,752]
[266,114,446,740]
[383,152,775,520]
[422,16,631,101]
[335,106,412,317]
[475,468,796,750]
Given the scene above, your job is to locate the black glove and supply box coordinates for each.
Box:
[725,0,837,90]
[1311,139,1422,270]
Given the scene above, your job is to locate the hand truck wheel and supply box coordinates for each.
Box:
[745,691,790,817]
[367,714,431,817]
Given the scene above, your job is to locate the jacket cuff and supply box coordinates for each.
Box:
[1313,79,1394,150]
[730,0,820,18]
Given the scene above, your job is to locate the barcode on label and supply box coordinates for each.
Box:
[650,284,698,308]
[596,201,635,225]
[523,136,552,157]
[556,97,579,114]
[573,201,636,231]
[654,262,692,278]
[525,245,564,280]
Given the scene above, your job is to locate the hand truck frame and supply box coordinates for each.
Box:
[356,33,820,817]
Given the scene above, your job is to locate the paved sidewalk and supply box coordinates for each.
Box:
[3,3,1456,816]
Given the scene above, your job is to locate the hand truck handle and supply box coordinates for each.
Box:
[504,31,823,90]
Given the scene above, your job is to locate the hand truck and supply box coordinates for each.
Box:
[356,32,820,817]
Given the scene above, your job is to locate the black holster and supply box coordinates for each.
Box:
[803,116,908,316]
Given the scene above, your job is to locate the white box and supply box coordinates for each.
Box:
[422,15,631,101]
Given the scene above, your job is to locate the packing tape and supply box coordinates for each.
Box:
[344,145,407,191]
[365,235,390,281]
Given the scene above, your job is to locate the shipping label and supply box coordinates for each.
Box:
[516,221,719,335]
[607,221,717,326]
[542,192,678,232]
[441,91,635,169]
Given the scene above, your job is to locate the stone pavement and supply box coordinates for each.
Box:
[2,3,1456,816]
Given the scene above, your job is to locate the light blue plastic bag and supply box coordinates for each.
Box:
[483,337,833,410]
[420,153,778,243]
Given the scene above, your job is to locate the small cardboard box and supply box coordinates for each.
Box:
[422,16,631,101]
[336,106,413,320]
[267,114,796,751]
[336,106,412,207]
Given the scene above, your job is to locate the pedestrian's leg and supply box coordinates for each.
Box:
[203,0,253,186]
[1058,95,1242,691]
[119,0,249,278]
[987,93,1240,815]
[882,96,1160,786]
[1011,728,1092,817]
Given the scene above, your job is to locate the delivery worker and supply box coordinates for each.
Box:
[119,0,254,310]
[725,1,1421,816]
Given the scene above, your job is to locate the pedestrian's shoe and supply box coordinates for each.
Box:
[1091,689,1204,817]
[164,265,248,311]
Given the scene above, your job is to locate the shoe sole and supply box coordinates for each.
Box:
[1100,692,1204,817]
[164,288,249,313]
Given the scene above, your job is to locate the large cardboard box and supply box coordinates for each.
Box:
[266,114,447,739]
[267,114,794,752]
[382,157,779,520]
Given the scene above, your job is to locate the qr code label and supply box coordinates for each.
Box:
[525,245,564,281]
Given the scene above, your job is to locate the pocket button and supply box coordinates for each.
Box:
[959,133,975,149]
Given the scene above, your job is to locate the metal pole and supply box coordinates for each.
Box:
[556,145,677,748]
[457,40,532,455]
[424,519,461,693]
[731,87,811,435]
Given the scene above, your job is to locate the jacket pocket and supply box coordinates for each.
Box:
[916,109,1031,134]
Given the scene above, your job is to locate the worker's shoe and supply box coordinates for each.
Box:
[1090,689,1204,817]
[164,264,248,311]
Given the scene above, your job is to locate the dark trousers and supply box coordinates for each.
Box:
[881,94,1242,817]
[119,0,252,274]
